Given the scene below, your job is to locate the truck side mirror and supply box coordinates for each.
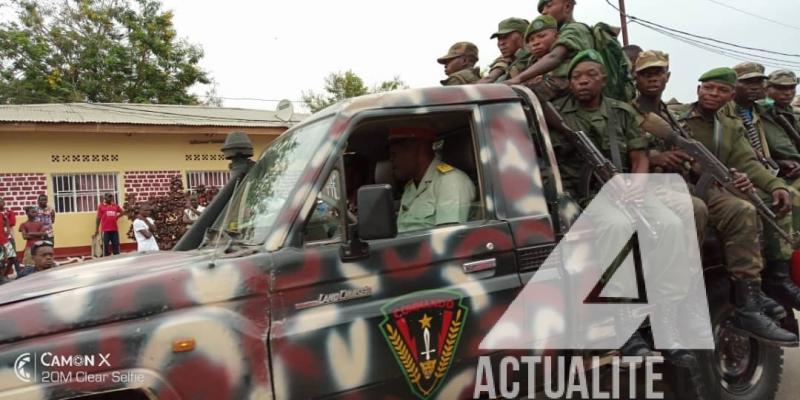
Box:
[340,184,396,262]
[356,184,397,240]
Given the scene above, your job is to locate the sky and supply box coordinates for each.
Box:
[159,0,800,114]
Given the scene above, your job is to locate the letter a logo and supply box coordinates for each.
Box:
[481,174,714,351]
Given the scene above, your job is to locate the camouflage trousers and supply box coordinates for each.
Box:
[757,189,794,263]
[706,187,763,280]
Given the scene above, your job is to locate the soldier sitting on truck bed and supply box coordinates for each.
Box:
[516,15,559,98]
[669,67,798,346]
[437,42,481,86]
[503,0,593,100]
[551,49,699,366]
[477,17,528,84]
[387,126,475,233]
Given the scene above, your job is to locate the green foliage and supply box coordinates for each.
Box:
[0,0,209,104]
[302,70,408,113]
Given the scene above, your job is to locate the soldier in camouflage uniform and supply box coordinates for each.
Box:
[727,63,800,314]
[478,17,528,83]
[631,51,709,248]
[437,42,481,86]
[758,70,800,230]
[515,15,559,96]
[503,0,594,101]
[635,51,787,323]
[552,50,697,365]
[670,67,797,345]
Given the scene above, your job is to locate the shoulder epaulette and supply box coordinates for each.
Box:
[437,163,454,174]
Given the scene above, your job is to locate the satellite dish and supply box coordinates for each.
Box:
[275,99,294,122]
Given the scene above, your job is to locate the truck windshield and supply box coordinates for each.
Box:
[216,116,333,246]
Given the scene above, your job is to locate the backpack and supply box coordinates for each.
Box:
[582,22,635,102]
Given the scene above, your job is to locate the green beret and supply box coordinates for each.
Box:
[699,67,737,86]
[525,15,558,40]
[568,49,605,77]
[538,0,551,12]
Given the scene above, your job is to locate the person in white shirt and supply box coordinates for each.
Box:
[182,195,206,225]
[133,204,159,253]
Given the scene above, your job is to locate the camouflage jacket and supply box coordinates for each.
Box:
[440,68,481,86]
[672,102,788,193]
[756,100,800,163]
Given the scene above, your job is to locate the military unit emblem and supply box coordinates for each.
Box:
[379,290,468,399]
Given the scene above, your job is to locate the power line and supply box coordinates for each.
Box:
[605,0,800,58]
[632,19,800,69]
[704,0,800,32]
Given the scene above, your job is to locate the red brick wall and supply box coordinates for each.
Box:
[123,170,181,203]
[0,173,48,214]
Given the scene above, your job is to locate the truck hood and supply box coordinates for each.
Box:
[0,250,214,307]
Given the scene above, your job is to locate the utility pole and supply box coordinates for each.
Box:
[618,0,630,46]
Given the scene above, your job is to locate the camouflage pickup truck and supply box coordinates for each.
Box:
[0,85,793,400]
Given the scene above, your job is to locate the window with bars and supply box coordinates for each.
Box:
[52,173,119,213]
[186,171,230,191]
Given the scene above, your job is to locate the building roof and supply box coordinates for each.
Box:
[0,103,307,128]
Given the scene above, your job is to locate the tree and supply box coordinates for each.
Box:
[301,70,408,113]
[0,0,210,104]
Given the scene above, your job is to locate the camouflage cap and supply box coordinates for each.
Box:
[634,50,669,72]
[767,69,799,87]
[732,62,767,80]
[568,49,606,77]
[437,42,479,64]
[525,15,558,40]
[699,67,737,86]
[490,17,530,39]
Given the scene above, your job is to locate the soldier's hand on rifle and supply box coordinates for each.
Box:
[730,168,754,193]
[772,188,792,216]
[503,77,521,86]
[650,150,693,171]
[777,160,800,179]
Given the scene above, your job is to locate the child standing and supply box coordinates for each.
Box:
[20,207,45,266]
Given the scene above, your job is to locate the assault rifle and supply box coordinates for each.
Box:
[640,112,797,246]
[541,101,659,239]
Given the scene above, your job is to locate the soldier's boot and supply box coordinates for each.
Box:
[657,303,697,368]
[759,289,788,320]
[763,261,800,310]
[731,280,798,347]
[616,308,653,358]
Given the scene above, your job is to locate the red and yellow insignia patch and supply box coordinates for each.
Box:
[379,290,468,399]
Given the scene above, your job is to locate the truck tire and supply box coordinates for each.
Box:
[684,278,784,400]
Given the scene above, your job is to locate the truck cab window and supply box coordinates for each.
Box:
[345,111,483,234]
[303,170,346,243]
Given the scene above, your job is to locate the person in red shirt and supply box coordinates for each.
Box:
[94,193,123,256]
[0,198,18,277]
[19,207,45,265]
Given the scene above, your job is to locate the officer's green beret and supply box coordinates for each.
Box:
[538,0,551,12]
[568,49,605,77]
[525,15,558,40]
[699,67,737,86]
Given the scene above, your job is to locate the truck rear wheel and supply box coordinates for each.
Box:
[667,277,784,400]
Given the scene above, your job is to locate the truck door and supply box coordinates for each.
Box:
[268,107,524,399]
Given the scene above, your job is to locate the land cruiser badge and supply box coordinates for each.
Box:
[379,290,468,399]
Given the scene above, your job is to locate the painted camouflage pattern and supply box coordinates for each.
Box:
[0,85,589,399]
